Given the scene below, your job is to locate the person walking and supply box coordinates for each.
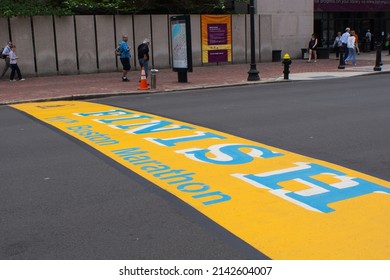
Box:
[1,41,13,79]
[333,32,342,59]
[307,33,318,63]
[365,29,372,51]
[341,27,351,59]
[137,38,150,78]
[354,31,360,55]
[345,30,357,66]
[8,44,25,81]
[117,34,131,82]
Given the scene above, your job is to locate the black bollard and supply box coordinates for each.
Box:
[282,53,292,80]
[374,43,382,71]
[178,70,188,82]
[338,46,345,69]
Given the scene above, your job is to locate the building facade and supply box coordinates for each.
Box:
[257,0,313,59]
[228,0,314,59]
[314,1,390,48]
[229,0,390,56]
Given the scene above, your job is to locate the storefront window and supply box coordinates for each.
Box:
[314,11,389,49]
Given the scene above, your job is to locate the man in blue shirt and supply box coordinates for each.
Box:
[118,35,131,82]
[1,41,13,79]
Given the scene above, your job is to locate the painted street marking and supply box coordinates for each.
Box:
[12,101,390,259]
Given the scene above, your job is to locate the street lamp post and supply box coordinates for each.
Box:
[247,0,260,81]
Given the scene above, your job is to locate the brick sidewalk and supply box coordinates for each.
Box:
[1,52,389,105]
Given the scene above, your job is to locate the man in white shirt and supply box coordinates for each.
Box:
[341,28,350,59]
[8,44,24,81]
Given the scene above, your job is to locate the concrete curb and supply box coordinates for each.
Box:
[1,67,389,106]
[0,79,277,106]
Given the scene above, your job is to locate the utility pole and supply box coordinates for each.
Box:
[247,0,260,81]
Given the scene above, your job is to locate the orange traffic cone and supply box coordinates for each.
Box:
[138,67,150,90]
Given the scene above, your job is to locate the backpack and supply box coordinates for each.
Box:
[137,44,144,54]
[1,47,5,59]
[137,43,147,59]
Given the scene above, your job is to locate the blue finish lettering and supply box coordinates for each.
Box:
[233,162,390,213]
[75,109,133,117]
[176,144,283,165]
[115,120,194,134]
[145,132,226,147]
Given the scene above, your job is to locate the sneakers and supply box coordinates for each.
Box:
[9,78,25,82]
[122,77,130,82]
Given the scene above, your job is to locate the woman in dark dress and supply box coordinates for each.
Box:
[308,33,318,62]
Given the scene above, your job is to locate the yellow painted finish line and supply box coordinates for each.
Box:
[12,101,390,259]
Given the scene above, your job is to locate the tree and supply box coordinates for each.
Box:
[0,0,230,17]
[0,0,72,17]
[91,0,214,14]
[137,0,227,14]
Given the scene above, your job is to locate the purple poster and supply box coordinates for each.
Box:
[208,24,228,45]
[314,0,390,12]
[208,50,228,63]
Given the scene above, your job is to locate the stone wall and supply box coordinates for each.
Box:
[0,13,311,76]
[257,0,314,59]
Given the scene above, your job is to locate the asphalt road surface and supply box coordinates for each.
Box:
[97,74,389,181]
[1,74,389,260]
